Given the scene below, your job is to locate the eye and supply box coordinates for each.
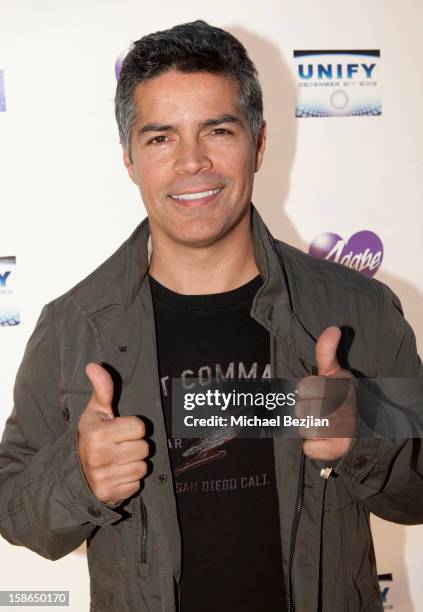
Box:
[147,135,168,145]
[211,128,232,136]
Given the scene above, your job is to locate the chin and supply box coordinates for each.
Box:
[168,217,228,247]
[172,230,223,248]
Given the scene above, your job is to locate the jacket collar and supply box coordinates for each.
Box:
[70,203,316,378]
[250,205,317,370]
[250,203,293,338]
[71,204,285,318]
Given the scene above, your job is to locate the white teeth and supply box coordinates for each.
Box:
[170,188,221,201]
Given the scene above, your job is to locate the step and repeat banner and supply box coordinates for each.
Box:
[0,1,422,610]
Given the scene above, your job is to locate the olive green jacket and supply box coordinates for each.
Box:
[1,205,422,611]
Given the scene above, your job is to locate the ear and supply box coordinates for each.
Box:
[255,121,267,173]
[123,147,138,185]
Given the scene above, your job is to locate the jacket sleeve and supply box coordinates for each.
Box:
[0,303,122,561]
[334,282,423,525]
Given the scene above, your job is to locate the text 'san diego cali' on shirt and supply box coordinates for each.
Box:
[149,272,287,612]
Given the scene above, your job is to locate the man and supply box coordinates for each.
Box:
[0,20,422,612]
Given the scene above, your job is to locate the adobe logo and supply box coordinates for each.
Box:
[309,231,383,277]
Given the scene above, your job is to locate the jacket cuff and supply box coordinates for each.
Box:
[332,372,389,482]
[333,435,386,482]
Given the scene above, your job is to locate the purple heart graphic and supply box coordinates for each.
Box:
[309,231,384,277]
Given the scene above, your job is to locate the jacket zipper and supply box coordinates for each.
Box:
[268,235,306,611]
[139,496,174,610]
[287,452,305,612]
[139,497,148,564]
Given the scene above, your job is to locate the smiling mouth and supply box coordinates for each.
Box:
[169,188,222,202]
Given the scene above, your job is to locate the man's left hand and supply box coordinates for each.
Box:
[295,326,357,462]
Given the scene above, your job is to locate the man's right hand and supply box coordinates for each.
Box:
[77,363,148,507]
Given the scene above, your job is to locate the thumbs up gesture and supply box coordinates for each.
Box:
[77,363,149,507]
[296,326,357,461]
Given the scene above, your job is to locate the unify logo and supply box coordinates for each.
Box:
[295,49,379,81]
[294,50,381,117]
[380,587,390,605]
[309,231,383,277]
[378,573,393,608]
[0,271,11,287]
[298,63,376,80]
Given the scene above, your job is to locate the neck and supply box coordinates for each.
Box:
[148,210,259,294]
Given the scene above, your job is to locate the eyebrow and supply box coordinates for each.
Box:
[135,113,244,140]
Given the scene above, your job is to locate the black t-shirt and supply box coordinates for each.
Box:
[149,273,286,612]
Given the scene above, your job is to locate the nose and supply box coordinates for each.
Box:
[173,136,213,175]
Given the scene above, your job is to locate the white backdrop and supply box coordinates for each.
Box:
[0,1,422,610]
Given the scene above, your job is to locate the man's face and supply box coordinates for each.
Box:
[123,70,266,247]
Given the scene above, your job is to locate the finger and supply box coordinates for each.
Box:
[296,378,351,416]
[298,425,328,439]
[315,326,342,376]
[303,438,354,461]
[296,375,326,400]
[109,415,146,443]
[111,481,142,503]
[113,460,148,484]
[295,398,327,419]
[297,399,356,438]
[115,439,149,464]
[94,467,146,505]
[85,363,114,419]
[295,399,335,438]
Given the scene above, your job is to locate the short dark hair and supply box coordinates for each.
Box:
[115,20,264,161]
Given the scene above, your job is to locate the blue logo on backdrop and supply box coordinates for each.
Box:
[0,271,11,287]
[293,50,381,118]
[0,71,6,112]
[378,573,393,610]
[0,256,19,326]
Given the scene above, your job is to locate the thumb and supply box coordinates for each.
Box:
[315,326,342,376]
[85,362,115,419]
